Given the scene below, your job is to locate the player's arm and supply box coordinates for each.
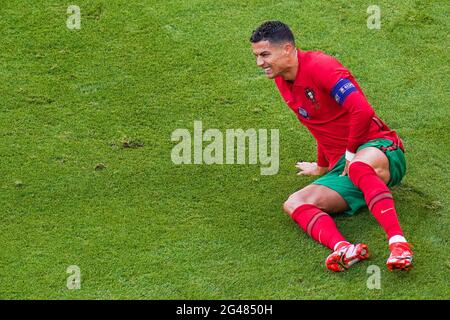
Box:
[295,161,329,176]
[317,142,329,168]
[296,143,329,176]
[337,86,374,176]
[331,79,374,161]
[311,54,374,167]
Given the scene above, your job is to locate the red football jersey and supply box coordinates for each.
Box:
[275,49,402,168]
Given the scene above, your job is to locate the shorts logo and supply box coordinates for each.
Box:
[298,107,309,119]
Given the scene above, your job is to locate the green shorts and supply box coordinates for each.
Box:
[312,138,406,215]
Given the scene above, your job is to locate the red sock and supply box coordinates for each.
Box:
[291,204,347,250]
[348,161,404,239]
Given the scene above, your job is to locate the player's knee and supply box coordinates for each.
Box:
[349,160,389,185]
[283,197,298,216]
[283,192,316,216]
[348,161,360,181]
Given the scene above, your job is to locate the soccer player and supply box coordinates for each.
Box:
[250,21,413,272]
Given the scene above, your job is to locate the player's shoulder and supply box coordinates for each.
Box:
[301,50,342,70]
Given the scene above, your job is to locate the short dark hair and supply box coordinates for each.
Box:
[250,21,295,45]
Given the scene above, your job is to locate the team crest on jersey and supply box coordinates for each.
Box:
[305,88,320,109]
[298,107,309,119]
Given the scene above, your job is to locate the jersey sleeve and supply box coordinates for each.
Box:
[317,143,329,168]
[340,92,374,153]
[311,53,375,153]
[310,53,353,92]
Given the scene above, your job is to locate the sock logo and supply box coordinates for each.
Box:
[381,208,394,214]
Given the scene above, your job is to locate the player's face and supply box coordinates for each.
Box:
[251,40,291,79]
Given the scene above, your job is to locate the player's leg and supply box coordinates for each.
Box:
[283,184,369,272]
[283,184,349,215]
[348,146,413,271]
[283,184,348,251]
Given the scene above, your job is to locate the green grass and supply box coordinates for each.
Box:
[0,0,449,299]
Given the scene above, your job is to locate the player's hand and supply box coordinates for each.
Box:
[340,160,350,176]
[295,162,328,176]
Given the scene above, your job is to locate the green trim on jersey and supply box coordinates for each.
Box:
[312,138,406,216]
